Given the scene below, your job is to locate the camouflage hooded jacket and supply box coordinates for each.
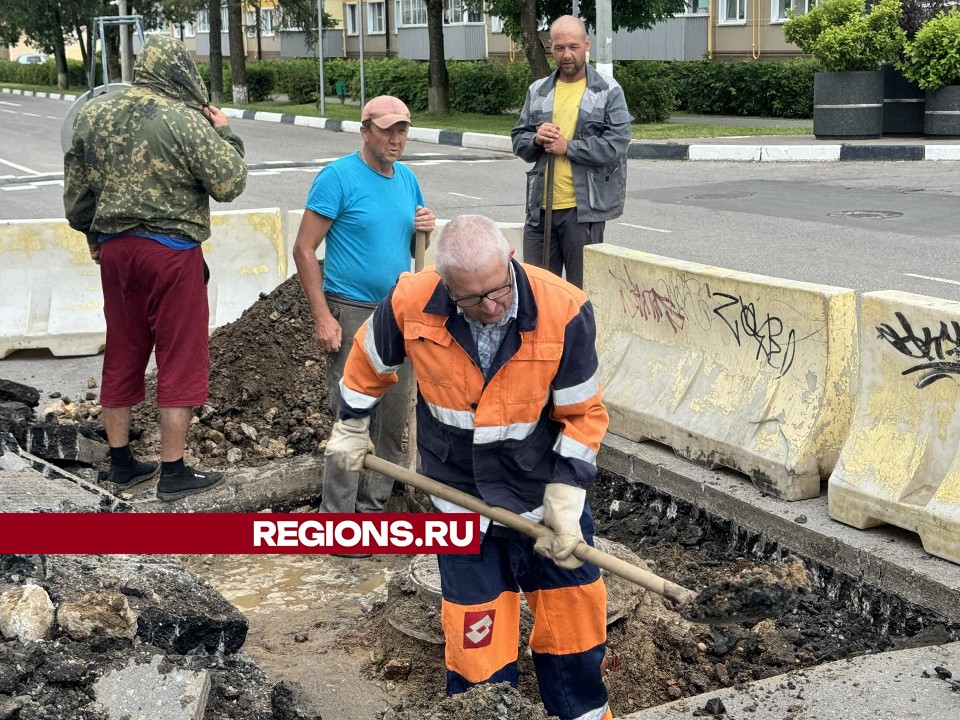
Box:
[63,35,247,244]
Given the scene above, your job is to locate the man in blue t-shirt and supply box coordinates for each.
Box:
[293,95,436,519]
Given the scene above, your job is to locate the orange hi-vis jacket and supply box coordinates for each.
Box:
[339,259,609,516]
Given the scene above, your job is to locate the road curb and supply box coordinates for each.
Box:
[9,87,960,162]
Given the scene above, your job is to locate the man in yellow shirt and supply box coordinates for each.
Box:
[511,15,632,289]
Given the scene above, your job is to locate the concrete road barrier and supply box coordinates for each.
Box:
[829,290,960,564]
[0,218,105,358]
[586,245,858,501]
[0,209,286,359]
[204,208,286,326]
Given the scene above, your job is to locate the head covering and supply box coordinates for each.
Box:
[361,95,412,129]
[133,35,209,111]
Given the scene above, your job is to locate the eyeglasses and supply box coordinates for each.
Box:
[450,277,513,308]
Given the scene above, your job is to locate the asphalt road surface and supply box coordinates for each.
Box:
[3,92,960,302]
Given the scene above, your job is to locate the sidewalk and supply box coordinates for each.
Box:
[221,100,960,162]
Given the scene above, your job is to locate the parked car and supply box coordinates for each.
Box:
[16,53,49,64]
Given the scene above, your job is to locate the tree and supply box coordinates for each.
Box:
[425,0,449,112]
[0,0,103,90]
[209,0,224,103]
[478,0,687,75]
[519,0,549,79]
[227,0,247,105]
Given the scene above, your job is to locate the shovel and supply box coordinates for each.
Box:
[405,230,429,472]
[363,454,809,626]
[542,154,555,268]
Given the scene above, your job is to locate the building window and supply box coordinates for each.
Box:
[721,0,746,22]
[196,10,209,33]
[773,0,815,22]
[443,0,482,23]
[490,15,505,33]
[399,0,427,27]
[245,9,276,36]
[221,7,229,31]
[346,3,359,35]
[684,0,710,14]
[280,10,303,31]
[368,2,385,33]
[173,22,195,38]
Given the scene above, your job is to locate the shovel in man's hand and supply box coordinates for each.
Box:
[362,454,811,625]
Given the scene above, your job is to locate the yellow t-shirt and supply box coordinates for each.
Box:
[543,78,586,210]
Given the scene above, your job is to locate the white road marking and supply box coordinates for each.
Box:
[0,101,22,107]
[449,192,482,200]
[1,185,36,192]
[905,272,960,287]
[620,222,672,234]
[0,158,42,174]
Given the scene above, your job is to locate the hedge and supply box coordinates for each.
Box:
[1,55,816,121]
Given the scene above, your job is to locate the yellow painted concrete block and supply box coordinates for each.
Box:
[0,219,105,358]
[205,208,286,327]
[0,209,286,358]
[829,290,960,564]
[586,245,858,501]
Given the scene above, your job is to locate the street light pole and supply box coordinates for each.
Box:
[358,0,366,107]
[595,0,613,79]
[316,0,325,114]
[118,0,133,83]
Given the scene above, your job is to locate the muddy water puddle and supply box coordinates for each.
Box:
[184,553,397,614]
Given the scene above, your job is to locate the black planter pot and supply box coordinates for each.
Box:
[882,64,924,135]
[813,70,884,139]
[924,85,960,137]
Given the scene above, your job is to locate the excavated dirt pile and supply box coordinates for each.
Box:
[132,275,334,466]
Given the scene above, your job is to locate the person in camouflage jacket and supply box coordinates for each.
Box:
[63,35,247,501]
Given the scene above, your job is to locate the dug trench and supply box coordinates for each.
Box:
[1,276,959,719]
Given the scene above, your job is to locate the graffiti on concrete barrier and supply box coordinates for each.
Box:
[876,311,960,388]
[655,274,715,331]
[712,292,797,378]
[608,265,687,333]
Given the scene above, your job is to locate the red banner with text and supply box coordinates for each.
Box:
[0,513,481,554]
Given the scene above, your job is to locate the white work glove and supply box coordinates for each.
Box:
[534,483,586,569]
[324,417,373,471]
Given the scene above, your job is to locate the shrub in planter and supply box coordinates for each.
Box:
[897,8,960,90]
[783,0,905,71]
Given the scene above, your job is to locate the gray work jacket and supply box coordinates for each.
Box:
[511,65,632,226]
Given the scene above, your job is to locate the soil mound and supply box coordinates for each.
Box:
[133,275,334,466]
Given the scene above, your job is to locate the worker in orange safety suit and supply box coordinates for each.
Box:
[325,214,612,720]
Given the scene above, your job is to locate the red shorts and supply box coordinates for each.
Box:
[98,236,210,408]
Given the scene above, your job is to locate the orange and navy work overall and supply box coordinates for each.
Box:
[339,260,612,719]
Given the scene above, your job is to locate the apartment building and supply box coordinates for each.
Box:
[164,0,810,64]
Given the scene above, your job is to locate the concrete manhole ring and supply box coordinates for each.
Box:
[393,537,639,643]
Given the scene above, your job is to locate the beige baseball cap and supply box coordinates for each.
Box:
[361,95,412,129]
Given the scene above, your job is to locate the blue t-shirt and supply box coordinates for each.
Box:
[305,152,424,303]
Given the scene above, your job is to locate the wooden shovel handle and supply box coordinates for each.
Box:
[414,230,428,272]
[363,454,697,605]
